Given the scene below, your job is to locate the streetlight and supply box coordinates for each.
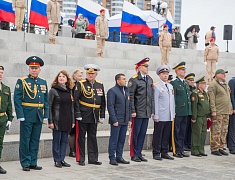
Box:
[151,0,168,16]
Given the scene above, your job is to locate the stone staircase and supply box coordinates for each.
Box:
[0,29,233,161]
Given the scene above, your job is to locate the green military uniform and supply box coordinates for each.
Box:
[191,77,210,155]
[0,66,13,174]
[14,56,49,169]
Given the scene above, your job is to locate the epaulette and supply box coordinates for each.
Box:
[153,82,159,86]
[132,74,138,79]
[194,89,200,94]
[38,77,45,80]
[79,80,86,83]
[96,80,103,84]
[20,76,28,80]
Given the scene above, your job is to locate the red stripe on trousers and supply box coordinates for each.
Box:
[130,117,135,157]
[75,120,80,162]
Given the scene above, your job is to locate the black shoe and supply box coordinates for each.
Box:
[223,147,226,150]
[200,153,208,156]
[153,154,162,161]
[29,165,42,170]
[139,156,148,162]
[69,151,76,158]
[78,161,85,166]
[131,157,141,162]
[0,166,7,174]
[109,160,118,166]
[55,162,62,168]
[88,161,102,165]
[61,161,71,167]
[230,150,235,154]
[161,153,174,160]
[211,151,222,156]
[191,154,202,157]
[219,149,229,156]
[173,153,183,158]
[181,152,190,157]
[22,166,30,171]
[116,158,130,164]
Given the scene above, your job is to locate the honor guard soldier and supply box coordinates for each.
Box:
[128,58,154,162]
[191,76,210,157]
[14,56,49,171]
[0,66,14,174]
[184,73,196,151]
[74,64,106,166]
[171,62,192,158]
[152,65,175,161]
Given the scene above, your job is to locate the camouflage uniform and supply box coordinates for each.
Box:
[208,78,232,152]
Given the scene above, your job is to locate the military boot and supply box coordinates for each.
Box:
[0,166,7,174]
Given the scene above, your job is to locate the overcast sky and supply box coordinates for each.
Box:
[181,0,235,52]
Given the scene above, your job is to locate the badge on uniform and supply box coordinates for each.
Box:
[40,85,46,93]
[208,87,213,92]
[15,84,20,89]
[96,88,103,96]
[191,96,195,101]
[128,81,132,87]
[28,82,32,89]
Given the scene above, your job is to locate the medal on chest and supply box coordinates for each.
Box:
[96,88,103,96]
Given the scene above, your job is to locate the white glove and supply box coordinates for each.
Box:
[43,118,48,125]
[48,20,52,24]
[12,8,15,11]
[204,62,207,65]
[76,117,82,121]
[6,121,12,128]
[216,62,218,65]
[99,118,105,123]
[97,35,100,38]
[18,118,25,121]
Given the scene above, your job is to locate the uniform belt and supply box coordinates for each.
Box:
[0,112,6,116]
[79,100,100,109]
[22,102,44,107]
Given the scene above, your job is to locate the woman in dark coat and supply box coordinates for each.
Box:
[49,70,75,168]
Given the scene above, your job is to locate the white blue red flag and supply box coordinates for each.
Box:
[121,1,153,37]
[76,0,109,34]
[0,0,15,23]
[29,0,49,28]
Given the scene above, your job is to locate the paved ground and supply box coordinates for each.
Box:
[0,145,235,180]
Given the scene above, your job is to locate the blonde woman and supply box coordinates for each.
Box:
[69,69,83,157]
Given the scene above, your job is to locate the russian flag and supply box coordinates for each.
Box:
[29,0,49,28]
[121,1,153,37]
[165,9,173,33]
[0,0,15,23]
[76,0,109,34]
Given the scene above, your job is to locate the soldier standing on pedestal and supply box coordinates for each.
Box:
[0,66,13,174]
[12,0,26,31]
[14,56,49,171]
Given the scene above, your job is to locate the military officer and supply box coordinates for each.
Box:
[171,62,191,158]
[74,64,106,166]
[14,56,49,171]
[12,0,26,31]
[128,58,154,162]
[152,65,175,161]
[0,66,13,174]
[184,73,196,151]
[191,76,210,157]
[208,69,232,156]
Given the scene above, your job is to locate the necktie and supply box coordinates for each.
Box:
[165,84,169,92]
[143,76,146,81]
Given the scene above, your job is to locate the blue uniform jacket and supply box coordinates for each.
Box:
[107,84,131,125]
[229,78,235,110]
[14,75,49,122]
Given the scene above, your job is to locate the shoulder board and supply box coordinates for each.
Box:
[153,82,159,86]
[96,80,103,84]
[79,80,86,83]
[193,89,200,94]
[20,76,28,80]
[38,77,46,80]
[132,74,138,79]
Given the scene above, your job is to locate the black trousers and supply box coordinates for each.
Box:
[78,121,98,162]
[184,115,192,149]
[174,116,188,154]
[227,114,235,151]
[152,121,171,156]
[75,33,85,39]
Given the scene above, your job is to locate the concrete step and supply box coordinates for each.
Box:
[2,129,211,162]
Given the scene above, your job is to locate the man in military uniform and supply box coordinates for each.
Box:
[159,24,172,65]
[184,73,196,151]
[208,69,233,156]
[14,56,49,171]
[171,62,191,158]
[152,65,175,161]
[12,0,26,31]
[0,66,13,174]
[227,77,235,154]
[128,58,154,162]
[74,64,106,166]
[191,76,210,157]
